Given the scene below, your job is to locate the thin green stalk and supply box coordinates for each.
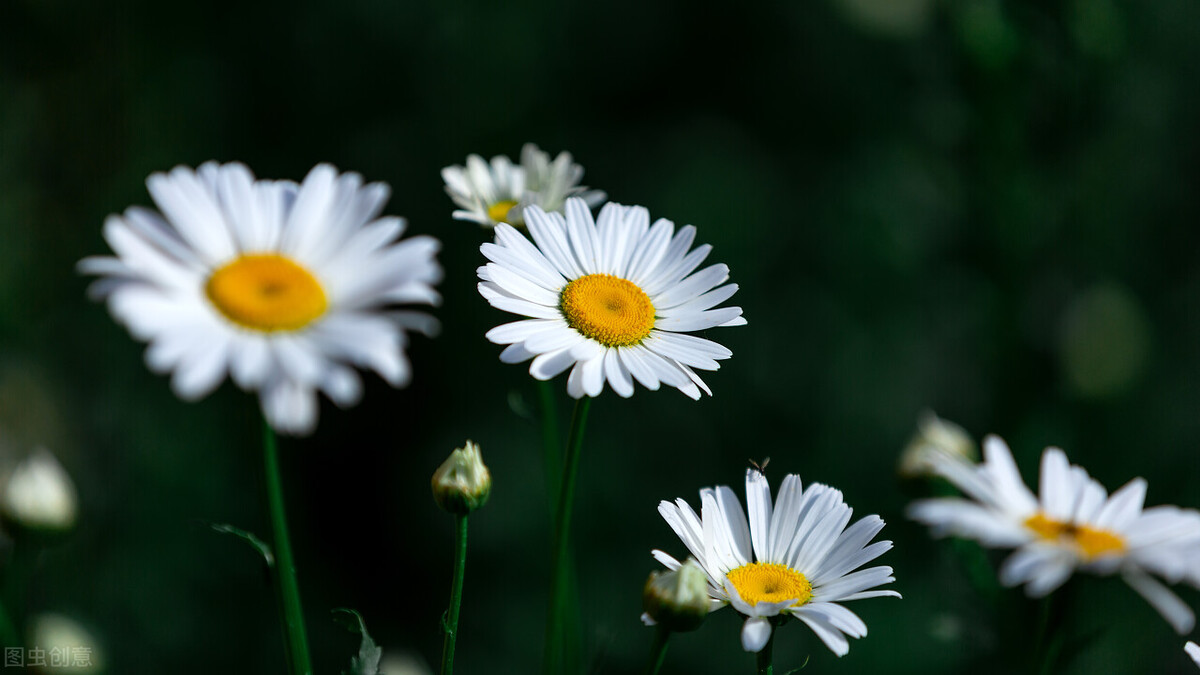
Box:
[263,421,312,675]
[1034,587,1069,675]
[543,396,593,675]
[756,625,775,675]
[645,625,671,675]
[440,514,470,675]
[537,380,562,514]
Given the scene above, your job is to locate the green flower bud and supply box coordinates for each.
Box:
[642,559,710,632]
[432,441,491,515]
[898,411,977,478]
[2,447,77,535]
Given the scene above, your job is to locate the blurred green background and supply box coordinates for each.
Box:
[2,0,1200,672]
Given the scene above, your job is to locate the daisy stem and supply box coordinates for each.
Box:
[262,421,312,675]
[755,626,775,675]
[440,514,469,675]
[537,380,562,511]
[1034,584,1070,675]
[645,626,671,675]
[544,396,592,675]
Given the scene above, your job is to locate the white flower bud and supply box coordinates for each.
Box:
[378,652,433,675]
[642,558,710,632]
[898,411,977,478]
[431,441,491,515]
[3,447,77,533]
[31,613,104,672]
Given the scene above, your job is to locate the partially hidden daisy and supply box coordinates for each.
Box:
[442,143,605,228]
[478,197,745,399]
[79,162,442,435]
[908,435,1200,633]
[651,469,900,655]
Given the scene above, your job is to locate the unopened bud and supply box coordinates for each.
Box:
[3,447,77,534]
[432,441,491,515]
[31,613,104,672]
[898,411,977,478]
[642,559,710,632]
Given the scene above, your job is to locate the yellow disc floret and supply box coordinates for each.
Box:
[488,200,518,224]
[725,562,813,608]
[1024,512,1126,560]
[205,254,327,332]
[560,274,655,347]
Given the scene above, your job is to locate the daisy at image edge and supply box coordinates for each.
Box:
[79,162,442,435]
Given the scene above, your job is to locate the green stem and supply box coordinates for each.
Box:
[1034,587,1069,675]
[537,380,562,515]
[263,421,312,675]
[440,514,470,675]
[543,396,593,675]
[756,625,775,675]
[645,625,671,675]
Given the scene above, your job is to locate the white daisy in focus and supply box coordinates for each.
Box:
[442,143,605,228]
[478,197,744,399]
[79,162,442,436]
[1186,641,1200,667]
[908,435,1200,633]
[652,469,900,655]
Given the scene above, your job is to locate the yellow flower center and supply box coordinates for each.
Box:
[1024,512,1127,560]
[560,274,655,347]
[205,254,327,332]
[488,200,518,224]
[725,562,813,608]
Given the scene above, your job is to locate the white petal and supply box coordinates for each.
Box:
[1039,447,1075,521]
[169,330,231,400]
[745,469,773,562]
[740,617,772,653]
[485,319,561,345]
[795,610,850,657]
[603,349,635,398]
[581,353,605,397]
[529,348,579,381]
[1123,569,1195,634]
[260,379,318,436]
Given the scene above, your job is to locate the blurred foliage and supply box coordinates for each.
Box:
[1,0,1200,672]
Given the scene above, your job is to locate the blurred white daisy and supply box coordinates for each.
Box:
[909,435,1200,633]
[479,197,744,399]
[79,162,442,435]
[442,143,604,228]
[652,469,900,655]
[1187,641,1200,667]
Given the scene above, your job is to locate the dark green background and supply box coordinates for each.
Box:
[2,0,1200,672]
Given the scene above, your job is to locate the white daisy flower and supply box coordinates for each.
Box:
[908,435,1200,633]
[652,469,900,655]
[79,162,442,436]
[478,197,745,399]
[442,143,605,228]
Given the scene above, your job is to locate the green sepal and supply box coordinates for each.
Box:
[333,608,382,675]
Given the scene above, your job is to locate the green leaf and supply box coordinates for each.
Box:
[205,522,274,567]
[333,608,383,675]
